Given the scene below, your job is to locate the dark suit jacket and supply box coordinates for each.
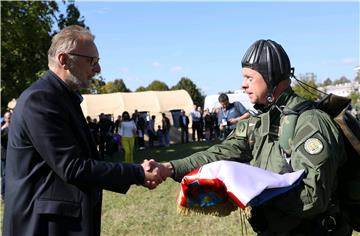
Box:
[3,70,144,236]
[178,115,189,128]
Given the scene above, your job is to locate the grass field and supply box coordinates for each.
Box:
[102,140,255,236]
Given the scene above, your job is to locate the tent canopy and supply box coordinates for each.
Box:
[81,89,194,120]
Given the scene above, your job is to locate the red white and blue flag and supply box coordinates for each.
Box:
[177,161,304,215]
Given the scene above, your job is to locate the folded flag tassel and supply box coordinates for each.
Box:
[177,161,304,216]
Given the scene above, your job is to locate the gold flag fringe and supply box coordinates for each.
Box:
[243,206,252,220]
[177,199,238,217]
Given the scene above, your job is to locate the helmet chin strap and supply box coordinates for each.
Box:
[253,84,276,113]
[265,83,276,107]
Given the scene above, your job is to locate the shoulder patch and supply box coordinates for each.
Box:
[304,138,323,154]
[238,122,246,132]
[298,132,329,166]
[234,120,248,137]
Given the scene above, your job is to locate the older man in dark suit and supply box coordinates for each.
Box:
[3,25,162,236]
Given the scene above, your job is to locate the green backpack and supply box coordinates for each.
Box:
[279,93,360,232]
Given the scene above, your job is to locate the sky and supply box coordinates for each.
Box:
[65,1,359,95]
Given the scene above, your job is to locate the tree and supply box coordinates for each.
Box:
[102,81,114,94]
[80,75,106,94]
[112,79,131,92]
[354,69,360,83]
[333,76,350,85]
[1,1,87,113]
[322,78,332,87]
[171,77,205,107]
[292,73,320,100]
[135,86,147,92]
[1,1,57,113]
[57,3,87,30]
[102,79,130,93]
[349,91,360,106]
[146,80,169,91]
[81,77,130,94]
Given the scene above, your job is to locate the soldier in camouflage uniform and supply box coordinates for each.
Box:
[158,39,353,235]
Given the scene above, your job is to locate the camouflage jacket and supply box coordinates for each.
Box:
[171,87,346,232]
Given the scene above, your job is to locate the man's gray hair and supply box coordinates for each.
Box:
[48,25,94,64]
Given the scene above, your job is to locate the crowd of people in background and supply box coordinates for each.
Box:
[83,93,253,162]
[3,97,360,167]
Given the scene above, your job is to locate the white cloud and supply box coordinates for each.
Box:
[341,58,357,66]
[170,65,183,73]
[321,58,358,67]
[152,62,161,68]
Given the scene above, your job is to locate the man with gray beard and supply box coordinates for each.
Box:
[3,25,162,236]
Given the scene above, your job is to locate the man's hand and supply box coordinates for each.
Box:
[141,159,163,190]
[141,160,175,189]
[219,124,226,130]
[227,118,238,125]
[158,162,174,180]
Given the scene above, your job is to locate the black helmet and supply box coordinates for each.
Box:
[241,39,292,90]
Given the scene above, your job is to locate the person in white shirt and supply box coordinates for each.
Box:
[190,104,201,141]
[119,111,137,163]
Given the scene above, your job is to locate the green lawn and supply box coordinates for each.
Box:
[102,140,255,236]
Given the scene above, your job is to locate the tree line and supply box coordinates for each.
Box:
[82,76,205,108]
[292,72,360,104]
[1,1,87,114]
[2,2,359,114]
[1,1,206,114]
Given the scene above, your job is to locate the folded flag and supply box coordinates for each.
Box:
[177,160,304,216]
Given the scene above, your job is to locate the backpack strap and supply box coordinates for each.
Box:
[289,100,316,114]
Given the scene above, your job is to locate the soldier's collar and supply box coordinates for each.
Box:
[254,87,294,114]
[273,87,294,107]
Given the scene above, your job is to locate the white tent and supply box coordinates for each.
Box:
[80,90,195,143]
[81,89,194,125]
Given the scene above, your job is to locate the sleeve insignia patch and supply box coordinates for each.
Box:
[238,123,246,132]
[304,138,323,155]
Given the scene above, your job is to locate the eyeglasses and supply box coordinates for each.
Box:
[67,52,100,67]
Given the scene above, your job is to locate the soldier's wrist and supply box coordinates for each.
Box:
[163,162,175,178]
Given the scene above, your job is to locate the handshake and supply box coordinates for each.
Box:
[141,159,173,189]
